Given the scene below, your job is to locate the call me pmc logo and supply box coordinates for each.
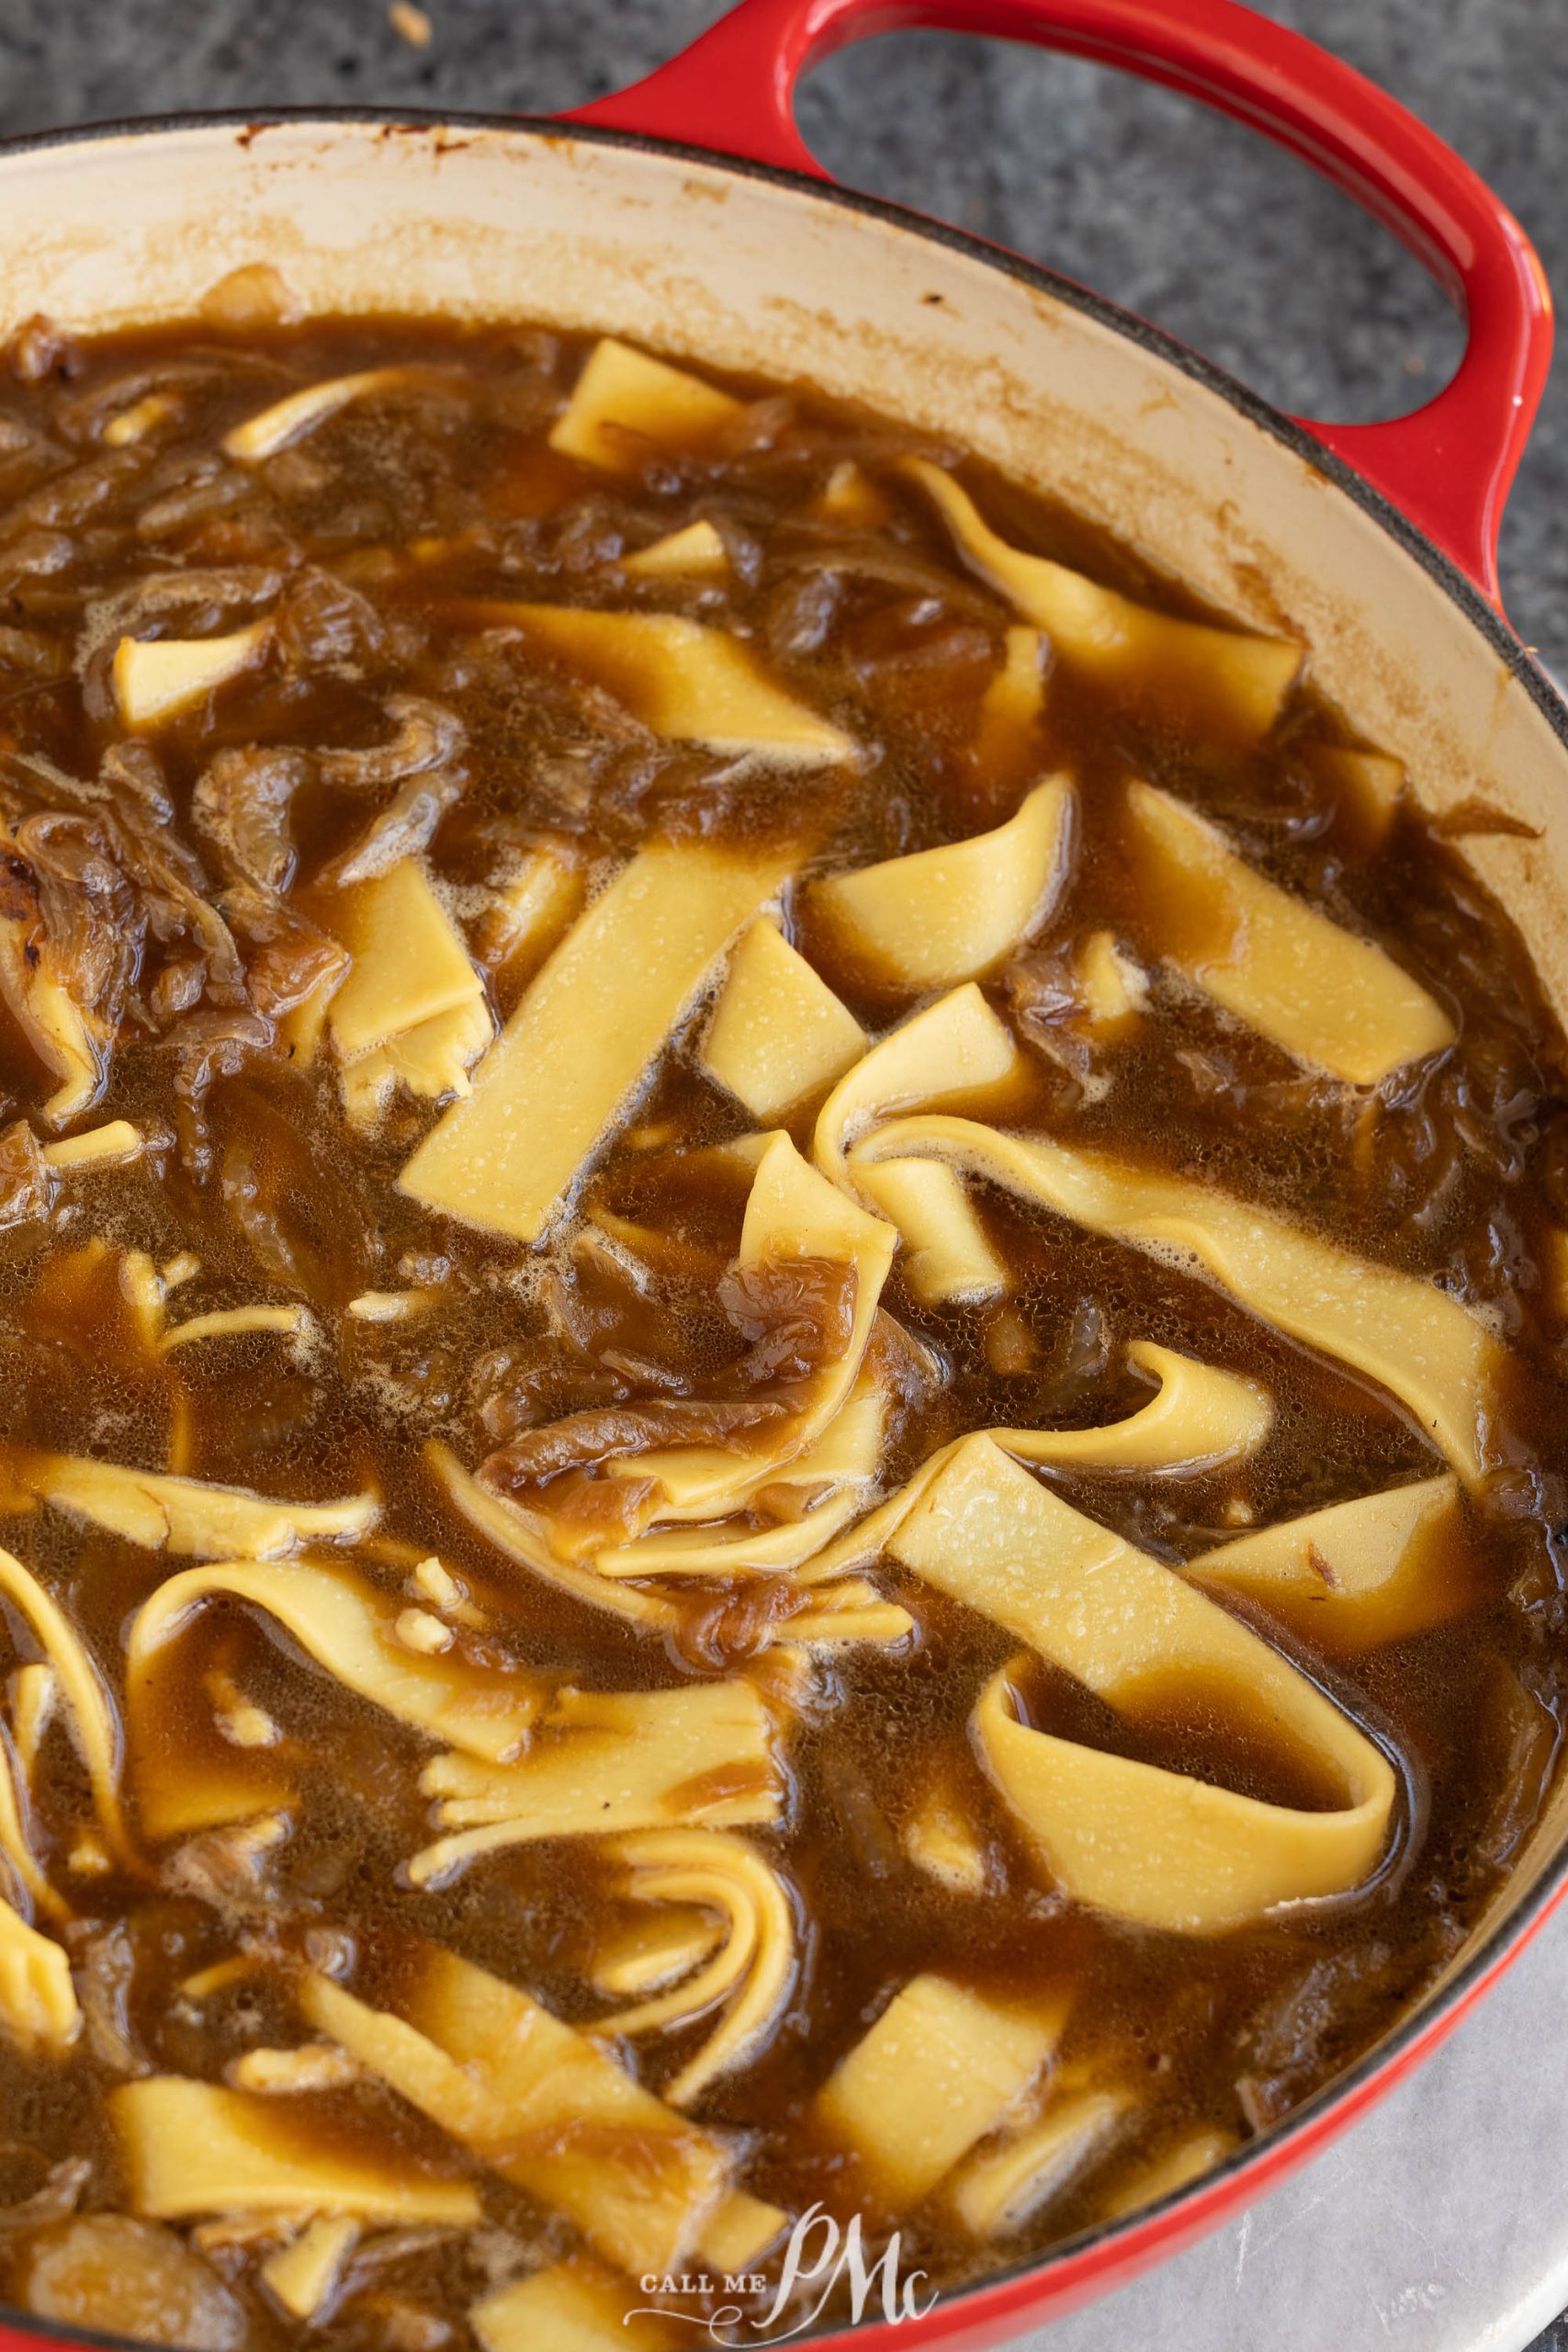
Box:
[632,2205,939,2344]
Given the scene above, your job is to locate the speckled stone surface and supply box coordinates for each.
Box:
[0,0,1562,666]
[0,5,1565,2347]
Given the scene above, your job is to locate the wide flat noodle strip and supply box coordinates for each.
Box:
[592,1830,796,2109]
[902,1767,990,1894]
[0,1736,67,1924]
[623,520,731,582]
[423,1442,679,1631]
[808,777,1074,995]
[511,1102,916,1582]
[814,1973,1066,2211]
[889,1438,1395,1930]
[127,1558,545,1772]
[476,847,584,989]
[811,460,892,528]
[409,1680,784,1886]
[945,2086,1133,2237]
[852,1156,1008,1306]
[973,1659,1393,1934]
[857,1115,1502,1484]
[8,1664,55,1781]
[592,1487,862,1580]
[1123,781,1453,1084]
[1005,1340,1271,1472]
[301,1945,781,2278]
[903,458,1301,741]
[698,917,867,1123]
[16,1453,378,1561]
[1100,2127,1237,2222]
[971,625,1047,783]
[0,1892,79,2052]
[548,337,743,475]
[472,2259,683,2352]
[455,606,855,766]
[813,983,1022,1192]
[260,2218,360,2324]
[1076,930,1148,1034]
[112,623,272,728]
[591,1908,725,2000]
[782,1577,913,1645]
[424,1453,902,1650]
[412,1948,785,2272]
[1320,744,1405,848]
[224,368,433,461]
[159,1306,307,1353]
[322,857,489,1069]
[902,1769,987,1900]
[109,2077,481,2223]
[1189,1473,1467,1650]
[340,996,496,1131]
[795,1342,1271,1587]
[400,839,800,1245]
[0,1544,127,1863]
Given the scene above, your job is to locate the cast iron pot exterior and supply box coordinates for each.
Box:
[0,3,1562,2344]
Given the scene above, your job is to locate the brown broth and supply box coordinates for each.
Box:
[0,308,1562,2347]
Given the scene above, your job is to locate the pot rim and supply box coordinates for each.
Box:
[0,98,1563,2352]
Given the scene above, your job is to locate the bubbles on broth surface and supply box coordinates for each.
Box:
[0,308,1560,2345]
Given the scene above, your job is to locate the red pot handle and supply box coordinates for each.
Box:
[565,0,1552,610]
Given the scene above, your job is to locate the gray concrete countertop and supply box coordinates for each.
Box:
[0,4,1564,2347]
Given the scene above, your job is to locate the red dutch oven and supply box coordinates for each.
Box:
[0,2,1562,2346]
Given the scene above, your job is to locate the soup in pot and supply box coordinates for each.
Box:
[0,289,1562,2348]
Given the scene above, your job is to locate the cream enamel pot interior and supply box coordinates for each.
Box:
[0,2,1565,2346]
